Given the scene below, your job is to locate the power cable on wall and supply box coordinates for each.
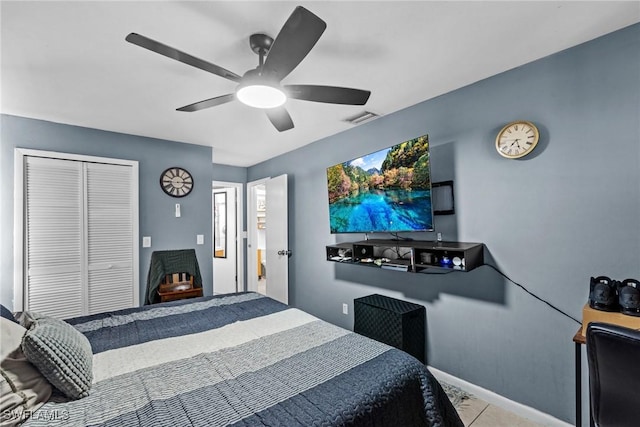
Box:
[369,234,582,325]
[482,263,581,325]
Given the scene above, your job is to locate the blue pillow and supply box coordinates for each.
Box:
[0,304,17,324]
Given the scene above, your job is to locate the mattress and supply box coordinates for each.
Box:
[23,292,463,427]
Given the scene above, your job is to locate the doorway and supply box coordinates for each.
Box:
[255,184,267,295]
[247,175,289,304]
[247,179,267,295]
[212,181,244,295]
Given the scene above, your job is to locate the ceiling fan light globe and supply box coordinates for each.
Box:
[236,84,287,109]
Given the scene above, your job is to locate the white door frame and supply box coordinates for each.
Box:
[212,180,244,293]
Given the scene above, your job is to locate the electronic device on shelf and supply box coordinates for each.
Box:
[381,263,409,272]
[326,134,433,234]
[353,244,374,260]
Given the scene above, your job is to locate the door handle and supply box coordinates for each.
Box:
[277,249,292,258]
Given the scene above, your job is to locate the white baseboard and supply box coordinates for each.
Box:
[428,366,573,427]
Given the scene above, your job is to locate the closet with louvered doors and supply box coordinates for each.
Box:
[19,152,139,319]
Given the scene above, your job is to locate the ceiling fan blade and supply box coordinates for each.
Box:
[262,7,326,81]
[126,33,241,83]
[177,93,236,112]
[285,85,371,105]
[265,107,294,132]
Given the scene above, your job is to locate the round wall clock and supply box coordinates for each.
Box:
[495,120,540,159]
[160,167,193,197]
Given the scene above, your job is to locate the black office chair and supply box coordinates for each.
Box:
[586,322,640,427]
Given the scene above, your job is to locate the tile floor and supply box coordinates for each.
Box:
[456,395,544,427]
[257,278,266,295]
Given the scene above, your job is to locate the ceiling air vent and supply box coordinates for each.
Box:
[344,111,379,125]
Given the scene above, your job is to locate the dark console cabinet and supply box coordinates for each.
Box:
[327,239,484,273]
[354,294,425,363]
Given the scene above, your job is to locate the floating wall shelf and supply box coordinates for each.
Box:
[326,239,484,273]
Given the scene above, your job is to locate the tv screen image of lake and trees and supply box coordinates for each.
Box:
[326,135,434,233]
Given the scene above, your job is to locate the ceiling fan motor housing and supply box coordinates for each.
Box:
[249,33,274,56]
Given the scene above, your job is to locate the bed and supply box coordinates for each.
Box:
[16,292,463,427]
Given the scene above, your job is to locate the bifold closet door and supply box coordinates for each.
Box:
[86,162,135,314]
[25,157,84,319]
[24,157,135,319]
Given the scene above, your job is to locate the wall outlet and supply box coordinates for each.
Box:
[437,232,442,241]
[142,236,151,248]
[342,303,348,315]
[196,234,204,245]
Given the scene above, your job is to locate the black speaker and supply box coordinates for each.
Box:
[353,244,374,260]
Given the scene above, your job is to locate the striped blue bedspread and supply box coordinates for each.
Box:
[24,292,463,427]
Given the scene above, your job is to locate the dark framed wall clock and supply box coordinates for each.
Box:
[160,167,194,197]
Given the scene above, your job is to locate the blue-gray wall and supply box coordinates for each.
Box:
[1,116,214,306]
[212,163,247,183]
[247,24,640,425]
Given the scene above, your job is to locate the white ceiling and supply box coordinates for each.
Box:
[2,1,638,167]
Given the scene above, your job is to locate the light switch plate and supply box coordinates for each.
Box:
[175,203,181,218]
[197,234,204,245]
[142,236,151,248]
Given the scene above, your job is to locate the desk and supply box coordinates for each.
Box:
[573,328,594,427]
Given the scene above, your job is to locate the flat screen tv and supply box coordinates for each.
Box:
[326,134,433,234]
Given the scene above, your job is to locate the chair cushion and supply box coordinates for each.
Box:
[20,312,93,400]
[1,317,52,426]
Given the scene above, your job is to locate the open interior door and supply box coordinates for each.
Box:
[265,174,289,304]
[247,174,289,304]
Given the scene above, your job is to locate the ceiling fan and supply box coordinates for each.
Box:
[126,6,371,132]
